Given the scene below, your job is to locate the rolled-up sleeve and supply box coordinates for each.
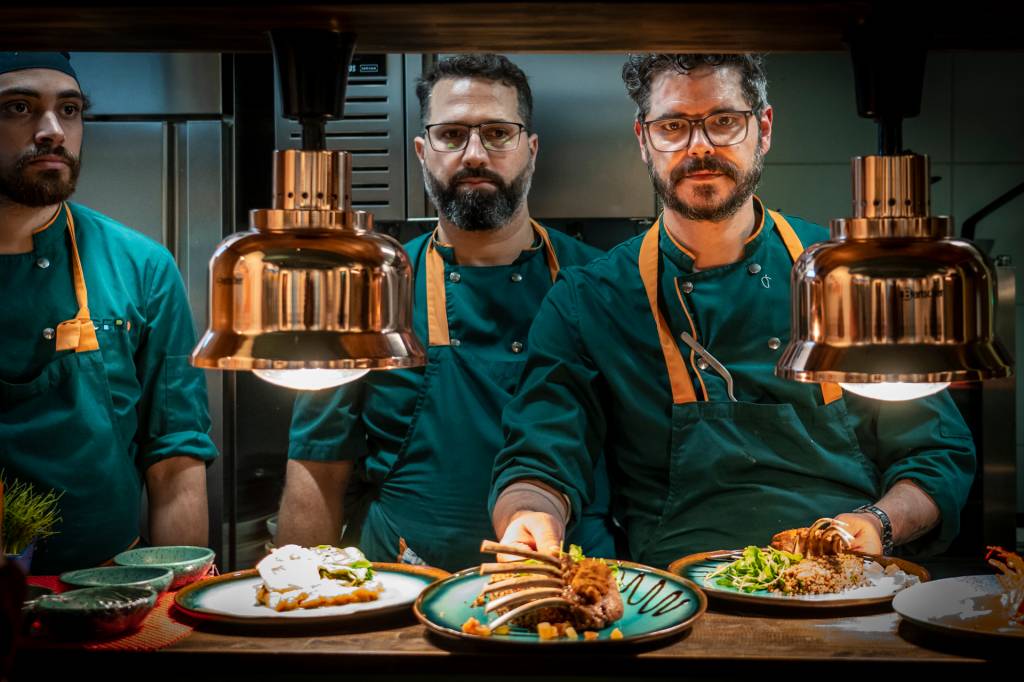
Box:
[490,276,606,532]
[135,253,218,469]
[845,390,976,556]
[288,380,367,462]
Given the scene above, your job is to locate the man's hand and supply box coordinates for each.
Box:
[146,456,208,547]
[497,511,565,561]
[834,512,883,555]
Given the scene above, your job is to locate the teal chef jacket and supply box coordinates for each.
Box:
[490,197,976,569]
[289,223,617,571]
[0,202,218,574]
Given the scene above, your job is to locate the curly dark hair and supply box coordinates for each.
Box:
[415,53,533,130]
[622,54,768,122]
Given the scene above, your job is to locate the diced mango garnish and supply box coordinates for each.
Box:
[610,628,623,640]
[537,622,558,640]
[564,626,578,640]
[460,617,491,637]
[583,630,599,641]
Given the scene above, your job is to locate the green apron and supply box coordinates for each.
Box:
[0,204,140,573]
[358,222,614,569]
[635,212,878,567]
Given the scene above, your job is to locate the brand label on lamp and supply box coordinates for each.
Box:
[901,289,943,300]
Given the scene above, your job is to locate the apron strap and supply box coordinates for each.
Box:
[767,209,842,405]
[425,221,560,347]
[425,238,451,347]
[54,204,100,353]
[529,219,560,284]
[639,221,697,405]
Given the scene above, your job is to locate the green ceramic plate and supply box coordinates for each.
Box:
[114,546,215,590]
[669,550,929,609]
[29,586,157,640]
[60,566,174,593]
[414,560,706,646]
[174,563,448,628]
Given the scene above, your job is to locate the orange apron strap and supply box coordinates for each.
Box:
[768,209,842,405]
[425,229,451,347]
[639,222,697,405]
[426,221,562,347]
[54,204,100,353]
[530,220,561,283]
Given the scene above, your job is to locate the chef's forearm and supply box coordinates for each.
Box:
[146,456,209,546]
[492,479,570,537]
[875,478,941,545]
[276,459,352,547]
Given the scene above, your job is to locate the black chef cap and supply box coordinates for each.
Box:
[0,52,79,85]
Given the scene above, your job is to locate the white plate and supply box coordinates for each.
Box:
[174,565,448,627]
[893,574,1024,639]
[671,551,929,608]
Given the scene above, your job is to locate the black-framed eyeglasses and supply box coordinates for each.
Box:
[424,121,526,152]
[642,110,754,152]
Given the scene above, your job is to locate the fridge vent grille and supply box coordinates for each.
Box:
[276,55,406,219]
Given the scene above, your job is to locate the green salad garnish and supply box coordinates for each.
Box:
[567,543,620,578]
[313,545,375,585]
[704,545,803,593]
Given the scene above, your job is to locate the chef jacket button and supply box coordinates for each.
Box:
[450,338,461,347]
[448,272,461,283]
[42,327,56,340]
[511,341,524,354]
[510,273,523,283]
[36,257,50,269]
[696,358,709,371]
[768,337,781,350]
[748,263,762,275]
[681,281,694,294]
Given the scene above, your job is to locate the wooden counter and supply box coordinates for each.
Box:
[14,559,1012,679]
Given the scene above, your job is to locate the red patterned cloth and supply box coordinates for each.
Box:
[23,576,193,651]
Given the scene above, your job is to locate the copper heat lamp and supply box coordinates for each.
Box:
[191,31,425,390]
[776,24,1012,400]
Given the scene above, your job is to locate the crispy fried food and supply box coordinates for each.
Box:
[986,546,1024,625]
[771,517,855,557]
[255,582,383,612]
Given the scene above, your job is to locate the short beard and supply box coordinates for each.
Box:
[647,138,763,223]
[0,144,81,207]
[424,163,532,232]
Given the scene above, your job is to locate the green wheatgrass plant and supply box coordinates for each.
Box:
[1,471,63,555]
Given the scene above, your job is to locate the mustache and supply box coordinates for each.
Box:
[449,167,506,187]
[669,156,738,185]
[18,145,78,167]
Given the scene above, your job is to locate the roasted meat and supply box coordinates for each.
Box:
[474,540,624,632]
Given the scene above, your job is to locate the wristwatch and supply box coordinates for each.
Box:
[853,504,894,555]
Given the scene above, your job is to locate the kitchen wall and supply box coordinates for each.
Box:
[63,50,1023,565]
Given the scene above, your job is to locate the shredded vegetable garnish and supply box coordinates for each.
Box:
[704,545,804,593]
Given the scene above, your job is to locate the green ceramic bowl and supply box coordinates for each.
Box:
[29,586,157,640]
[61,566,174,594]
[114,546,215,590]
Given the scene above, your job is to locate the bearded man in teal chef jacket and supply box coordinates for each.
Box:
[0,52,218,574]
[276,54,616,571]
[489,54,976,568]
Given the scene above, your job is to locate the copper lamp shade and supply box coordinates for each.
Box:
[190,149,425,375]
[776,154,1012,390]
